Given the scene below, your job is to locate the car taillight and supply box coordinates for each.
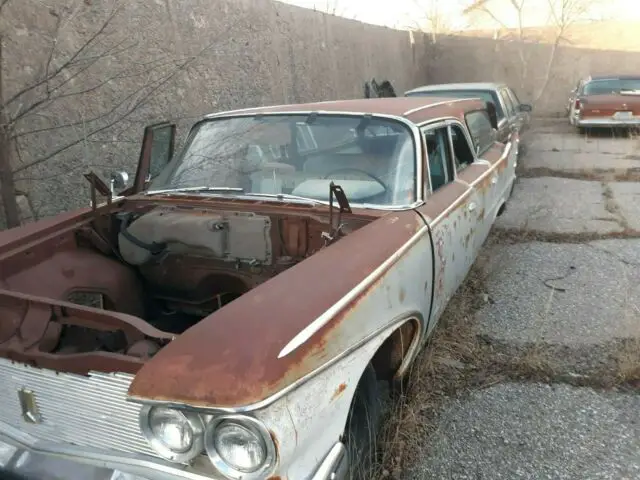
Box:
[574,98,581,110]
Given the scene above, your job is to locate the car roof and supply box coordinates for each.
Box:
[404,82,505,95]
[205,97,487,125]
[585,74,640,82]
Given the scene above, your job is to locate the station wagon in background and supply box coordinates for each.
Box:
[568,75,640,133]
[0,96,518,480]
[405,82,532,150]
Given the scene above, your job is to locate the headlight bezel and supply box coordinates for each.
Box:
[204,414,277,480]
[139,405,205,463]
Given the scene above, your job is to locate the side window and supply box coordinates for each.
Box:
[465,110,495,156]
[450,125,476,172]
[506,88,521,109]
[500,89,516,117]
[423,127,455,192]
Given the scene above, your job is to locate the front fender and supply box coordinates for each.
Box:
[274,315,423,479]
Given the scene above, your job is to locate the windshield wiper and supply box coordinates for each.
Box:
[145,186,244,196]
[241,192,330,205]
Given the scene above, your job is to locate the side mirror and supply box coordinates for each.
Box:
[519,103,533,112]
[110,171,129,195]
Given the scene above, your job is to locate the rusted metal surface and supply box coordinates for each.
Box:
[580,93,640,117]
[207,96,482,123]
[127,209,422,407]
[0,289,173,375]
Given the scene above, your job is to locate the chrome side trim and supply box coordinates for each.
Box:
[276,225,429,359]
[128,313,425,413]
[402,97,469,116]
[311,442,349,480]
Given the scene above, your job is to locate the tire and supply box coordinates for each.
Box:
[344,363,384,480]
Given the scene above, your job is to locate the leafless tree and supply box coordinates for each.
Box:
[411,0,453,42]
[465,0,596,104]
[0,0,218,228]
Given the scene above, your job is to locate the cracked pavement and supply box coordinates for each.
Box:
[407,120,640,480]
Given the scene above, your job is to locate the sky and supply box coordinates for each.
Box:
[278,0,640,30]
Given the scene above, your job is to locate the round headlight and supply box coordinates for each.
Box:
[149,407,194,453]
[214,423,266,472]
[205,415,277,479]
[139,405,204,462]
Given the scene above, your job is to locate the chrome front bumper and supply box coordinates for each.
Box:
[577,116,640,127]
[0,427,349,480]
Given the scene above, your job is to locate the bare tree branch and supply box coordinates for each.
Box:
[2,4,122,109]
[12,37,219,174]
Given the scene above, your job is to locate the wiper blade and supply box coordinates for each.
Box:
[242,192,329,205]
[146,186,244,195]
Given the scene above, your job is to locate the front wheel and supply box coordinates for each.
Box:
[344,363,384,480]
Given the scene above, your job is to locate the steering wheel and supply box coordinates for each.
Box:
[322,168,388,193]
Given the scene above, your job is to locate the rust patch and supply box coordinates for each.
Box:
[128,209,425,408]
[331,382,347,401]
[399,287,406,303]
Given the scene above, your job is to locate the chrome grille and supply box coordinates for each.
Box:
[0,357,158,457]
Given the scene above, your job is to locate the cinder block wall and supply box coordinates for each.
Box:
[1,0,428,223]
[2,0,639,225]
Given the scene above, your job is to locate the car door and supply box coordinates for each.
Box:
[417,122,485,334]
[463,109,515,228]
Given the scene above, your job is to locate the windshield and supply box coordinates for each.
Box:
[407,89,504,118]
[149,114,417,206]
[583,78,640,95]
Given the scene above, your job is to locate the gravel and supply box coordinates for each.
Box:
[405,383,640,480]
[495,177,624,234]
[474,240,640,346]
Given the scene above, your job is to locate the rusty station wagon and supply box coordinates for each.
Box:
[0,96,518,480]
[569,74,640,132]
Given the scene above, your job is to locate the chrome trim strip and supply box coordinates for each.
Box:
[276,225,429,359]
[128,313,424,413]
[311,442,349,480]
[402,98,469,116]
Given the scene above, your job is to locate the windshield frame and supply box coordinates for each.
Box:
[146,110,425,211]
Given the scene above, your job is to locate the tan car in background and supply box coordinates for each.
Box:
[569,75,640,133]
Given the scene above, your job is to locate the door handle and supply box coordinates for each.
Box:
[491,175,498,185]
[468,202,477,212]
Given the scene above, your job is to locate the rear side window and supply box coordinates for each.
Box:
[465,110,495,156]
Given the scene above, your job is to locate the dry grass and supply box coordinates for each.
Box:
[371,229,640,479]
